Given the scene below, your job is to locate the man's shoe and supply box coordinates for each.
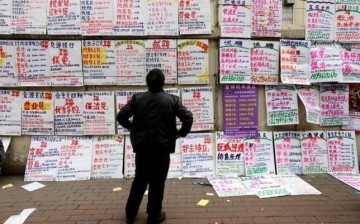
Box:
[126,217,135,224]
[146,211,166,224]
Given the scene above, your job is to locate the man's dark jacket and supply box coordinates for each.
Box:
[117,90,193,153]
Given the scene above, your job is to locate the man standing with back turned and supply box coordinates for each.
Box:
[117,68,193,224]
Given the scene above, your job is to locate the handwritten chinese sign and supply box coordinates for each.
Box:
[47,0,81,35]
[81,0,114,35]
[0,90,21,135]
[179,0,211,34]
[12,0,47,34]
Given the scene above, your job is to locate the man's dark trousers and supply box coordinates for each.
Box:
[126,149,170,219]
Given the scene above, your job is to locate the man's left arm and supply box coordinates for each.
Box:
[117,96,135,130]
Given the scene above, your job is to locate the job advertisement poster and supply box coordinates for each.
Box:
[47,0,81,35]
[296,85,321,124]
[0,90,21,135]
[0,1,12,34]
[81,0,114,35]
[179,0,211,34]
[306,1,335,41]
[0,40,16,87]
[12,0,47,34]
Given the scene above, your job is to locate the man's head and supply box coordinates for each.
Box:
[146,68,165,93]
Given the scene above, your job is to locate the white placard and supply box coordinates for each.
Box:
[0,40,16,87]
[296,85,321,124]
[146,0,178,35]
[179,0,211,34]
[12,0,47,34]
[220,5,251,38]
[0,90,21,135]
[114,0,147,36]
[168,139,183,179]
[0,1,11,34]
[306,2,336,41]
[252,0,282,37]
[47,0,81,35]
[272,175,321,195]
[208,176,254,197]
[81,0,114,35]
[241,176,289,198]
[124,135,136,178]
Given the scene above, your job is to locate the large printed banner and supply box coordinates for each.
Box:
[251,41,279,85]
[222,84,258,137]
[296,85,321,124]
[83,92,115,135]
[280,39,311,85]
[339,43,360,83]
[336,3,360,42]
[12,0,47,34]
[81,0,114,35]
[49,41,83,86]
[220,39,251,83]
[327,130,359,173]
[215,132,245,176]
[179,0,211,34]
[0,40,16,87]
[252,0,282,37]
[220,5,252,38]
[181,87,214,131]
[115,40,146,85]
[47,0,81,35]
[273,132,302,175]
[0,1,12,34]
[54,92,84,136]
[114,0,146,36]
[177,39,209,84]
[181,133,214,178]
[22,91,54,135]
[82,40,116,85]
[265,85,299,126]
[147,0,178,35]
[320,84,349,126]
[306,1,336,41]
[301,131,329,174]
[0,90,21,135]
[243,131,276,176]
[344,84,360,130]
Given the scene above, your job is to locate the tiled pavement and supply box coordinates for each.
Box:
[1,174,360,224]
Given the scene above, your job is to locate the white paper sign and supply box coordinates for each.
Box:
[168,139,183,179]
[0,1,12,34]
[179,0,211,34]
[47,0,81,35]
[114,0,147,36]
[147,0,178,35]
[208,176,253,197]
[296,85,321,124]
[272,175,321,195]
[241,176,289,198]
[81,0,114,35]
[12,0,47,34]
[0,90,21,136]
[124,135,136,178]
[0,40,16,87]
[306,2,336,41]
[220,5,251,38]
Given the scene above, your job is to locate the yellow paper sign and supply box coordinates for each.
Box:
[197,199,209,206]
[2,184,13,189]
[113,187,122,192]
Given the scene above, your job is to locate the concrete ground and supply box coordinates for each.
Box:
[0,174,360,224]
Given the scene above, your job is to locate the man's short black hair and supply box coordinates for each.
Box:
[146,68,165,93]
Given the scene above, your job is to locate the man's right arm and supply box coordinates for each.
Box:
[175,98,193,137]
[117,96,135,131]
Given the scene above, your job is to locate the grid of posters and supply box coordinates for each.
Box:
[181,133,214,178]
[301,130,329,174]
[147,0,178,35]
[12,0,47,34]
[22,91,54,135]
[124,135,136,178]
[0,40,16,86]
[252,0,282,37]
[215,132,245,176]
[222,84,258,137]
[181,87,214,131]
[251,41,279,85]
[81,0,114,35]
[179,0,211,34]
[0,90,21,136]
[220,5,252,38]
[265,85,299,126]
[219,39,251,83]
[83,91,115,135]
[208,176,253,197]
[296,85,321,124]
[47,0,81,35]
[273,132,302,175]
[280,39,311,85]
[177,39,209,84]
[319,84,349,126]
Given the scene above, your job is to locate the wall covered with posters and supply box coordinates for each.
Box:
[1,0,360,177]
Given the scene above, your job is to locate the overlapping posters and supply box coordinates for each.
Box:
[0,41,16,86]
[113,0,147,36]
[310,42,342,83]
[306,1,336,41]
[47,0,81,35]
[339,43,360,83]
[147,0,178,35]
[181,133,214,178]
[83,91,115,135]
[215,132,245,176]
[49,41,83,86]
[181,87,214,131]
[54,92,84,135]
[22,91,54,135]
[168,139,182,179]
[296,85,321,124]
[320,84,349,126]
[0,1,12,34]
[219,5,251,38]
[12,0,47,34]
[24,136,60,181]
[241,176,289,198]
[273,132,302,175]
[82,40,116,85]
[219,39,251,83]
[124,135,135,178]
[57,136,93,181]
[243,131,276,176]
[330,173,360,191]
[327,130,359,173]
[222,84,258,137]
[81,0,114,35]
[251,41,279,85]
[0,90,21,136]
[91,135,124,179]
[177,39,209,84]
[344,84,360,130]
[265,85,299,126]
[16,40,50,86]
[251,0,282,37]
[208,176,253,197]
[301,130,329,174]
[179,0,211,34]
[114,40,146,85]
[145,39,177,84]
[335,3,360,42]
[115,90,144,135]
[272,175,321,195]
[280,39,311,85]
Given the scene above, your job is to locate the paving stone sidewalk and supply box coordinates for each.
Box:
[1,174,360,224]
